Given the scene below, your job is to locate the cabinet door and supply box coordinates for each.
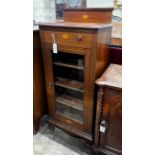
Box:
[42,44,92,131]
[99,88,122,154]
[52,51,85,127]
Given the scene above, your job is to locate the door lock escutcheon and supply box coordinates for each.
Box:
[100,120,108,133]
[48,82,52,89]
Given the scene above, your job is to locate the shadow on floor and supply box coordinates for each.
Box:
[33,115,92,155]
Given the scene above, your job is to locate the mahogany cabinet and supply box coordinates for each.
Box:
[38,20,112,142]
[33,28,47,134]
[94,64,122,155]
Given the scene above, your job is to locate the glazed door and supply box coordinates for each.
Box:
[52,51,85,127]
[41,39,93,130]
[42,39,93,131]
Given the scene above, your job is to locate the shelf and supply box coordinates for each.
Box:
[56,94,83,111]
[53,61,84,70]
[55,77,84,93]
[56,103,83,123]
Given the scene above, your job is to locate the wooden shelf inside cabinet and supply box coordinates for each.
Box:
[55,77,84,93]
[53,62,84,70]
[56,94,83,111]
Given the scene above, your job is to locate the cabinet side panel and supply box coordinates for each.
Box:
[99,88,122,154]
[95,27,112,79]
[39,29,55,116]
[83,32,97,134]
[33,30,47,133]
[33,31,47,119]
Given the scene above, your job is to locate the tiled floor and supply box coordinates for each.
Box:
[33,115,92,155]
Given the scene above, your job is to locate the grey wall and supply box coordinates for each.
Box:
[33,0,122,22]
[33,0,56,22]
[87,0,114,8]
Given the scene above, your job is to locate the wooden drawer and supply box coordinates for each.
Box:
[42,31,96,48]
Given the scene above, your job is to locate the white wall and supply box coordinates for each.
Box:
[87,0,122,19]
[87,0,114,8]
[33,0,56,22]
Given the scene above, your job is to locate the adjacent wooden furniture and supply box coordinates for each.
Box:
[94,64,122,155]
[109,45,122,65]
[33,28,47,134]
[109,22,122,66]
[38,9,113,141]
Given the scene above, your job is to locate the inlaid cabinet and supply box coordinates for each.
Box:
[39,8,113,142]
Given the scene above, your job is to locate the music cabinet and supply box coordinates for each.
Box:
[38,8,113,142]
[94,64,122,155]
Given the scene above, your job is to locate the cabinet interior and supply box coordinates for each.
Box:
[52,51,85,123]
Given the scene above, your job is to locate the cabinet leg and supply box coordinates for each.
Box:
[48,123,55,133]
[33,118,40,134]
[91,145,99,155]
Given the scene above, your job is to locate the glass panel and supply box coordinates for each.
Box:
[55,86,83,123]
[52,52,84,123]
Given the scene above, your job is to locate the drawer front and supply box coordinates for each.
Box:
[42,31,96,48]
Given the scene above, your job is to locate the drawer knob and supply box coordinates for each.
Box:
[77,35,82,41]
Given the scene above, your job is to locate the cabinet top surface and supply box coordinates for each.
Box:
[38,20,112,30]
[96,64,122,89]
